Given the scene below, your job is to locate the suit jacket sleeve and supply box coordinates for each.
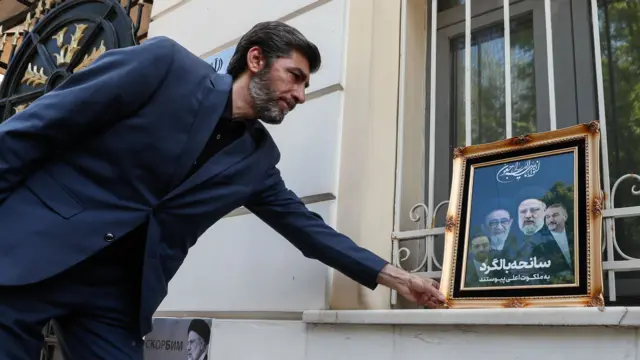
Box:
[0,36,177,203]
[245,167,389,290]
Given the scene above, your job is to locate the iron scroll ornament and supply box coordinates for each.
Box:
[0,0,137,122]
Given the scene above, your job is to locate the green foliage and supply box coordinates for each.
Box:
[599,0,640,258]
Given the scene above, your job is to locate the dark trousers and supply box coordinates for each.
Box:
[0,229,146,360]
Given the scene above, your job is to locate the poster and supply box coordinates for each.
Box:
[144,317,213,360]
[461,150,577,289]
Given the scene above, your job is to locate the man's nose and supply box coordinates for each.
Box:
[293,86,306,105]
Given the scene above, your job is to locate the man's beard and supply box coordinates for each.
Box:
[520,219,543,235]
[548,221,564,232]
[249,68,288,124]
[490,232,508,250]
[475,251,489,262]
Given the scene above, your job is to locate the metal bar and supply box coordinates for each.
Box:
[134,0,144,34]
[426,235,434,272]
[392,227,446,241]
[414,270,442,278]
[393,0,408,235]
[423,0,439,277]
[465,0,472,146]
[589,0,616,301]
[35,43,55,73]
[427,0,438,239]
[391,0,409,307]
[544,0,557,130]
[603,260,640,272]
[504,0,512,138]
[603,206,640,219]
[0,8,38,35]
[414,0,439,283]
[391,238,399,305]
[0,88,42,106]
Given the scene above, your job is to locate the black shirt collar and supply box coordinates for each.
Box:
[222,89,233,119]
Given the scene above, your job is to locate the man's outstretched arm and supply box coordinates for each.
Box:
[0,36,176,203]
[246,167,445,307]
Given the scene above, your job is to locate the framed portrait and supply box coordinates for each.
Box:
[439,121,604,309]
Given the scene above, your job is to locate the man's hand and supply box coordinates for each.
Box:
[377,264,446,308]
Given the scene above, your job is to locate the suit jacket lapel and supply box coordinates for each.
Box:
[167,73,232,192]
[168,130,255,198]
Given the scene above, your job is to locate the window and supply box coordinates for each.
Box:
[597,0,640,304]
[450,14,537,146]
[395,0,640,307]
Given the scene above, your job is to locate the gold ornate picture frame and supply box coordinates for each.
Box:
[439,121,603,309]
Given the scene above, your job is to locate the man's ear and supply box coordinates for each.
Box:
[246,46,266,73]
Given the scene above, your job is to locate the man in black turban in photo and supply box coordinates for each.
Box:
[187,319,211,360]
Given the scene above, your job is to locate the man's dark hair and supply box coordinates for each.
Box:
[227,21,321,79]
[188,319,211,345]
[547,203,567,211]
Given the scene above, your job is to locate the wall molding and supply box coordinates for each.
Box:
[153,310,303,320]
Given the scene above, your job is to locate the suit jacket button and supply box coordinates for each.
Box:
[104,233,115,242]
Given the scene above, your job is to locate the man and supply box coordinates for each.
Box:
[465,233,495,287]
[517,198,546,236]
[509,195,571,285]
[544,203,574,268]
[481,206,517,254]
[0,21,444,359]
[494,195,550,285]
[540,203,575,281]
[186,319,210,360]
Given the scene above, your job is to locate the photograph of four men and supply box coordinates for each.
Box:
[462,149,578,290]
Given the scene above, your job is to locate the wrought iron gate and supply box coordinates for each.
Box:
[0,0,148,357]
[0,0,144,123]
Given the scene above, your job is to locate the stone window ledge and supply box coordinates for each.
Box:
[303,307,640,326]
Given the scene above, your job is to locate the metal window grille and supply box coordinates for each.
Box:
[391,0,640,306]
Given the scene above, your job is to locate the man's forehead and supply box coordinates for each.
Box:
[546,207,564,214]
[487,209,509,218]
[519,199,542,208]
[472,236,489,244]
[289,50,311,74]
[274,51,311,88]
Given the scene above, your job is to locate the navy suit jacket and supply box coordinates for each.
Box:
[0,36,388,334]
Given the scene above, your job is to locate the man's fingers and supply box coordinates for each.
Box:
[423,299,440,309]
[418,292,444,307]
[402,275,446,306]
[417,277,445,302]
[418,293,432,305]
[430,279,440,290]
[422,279,445,302]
